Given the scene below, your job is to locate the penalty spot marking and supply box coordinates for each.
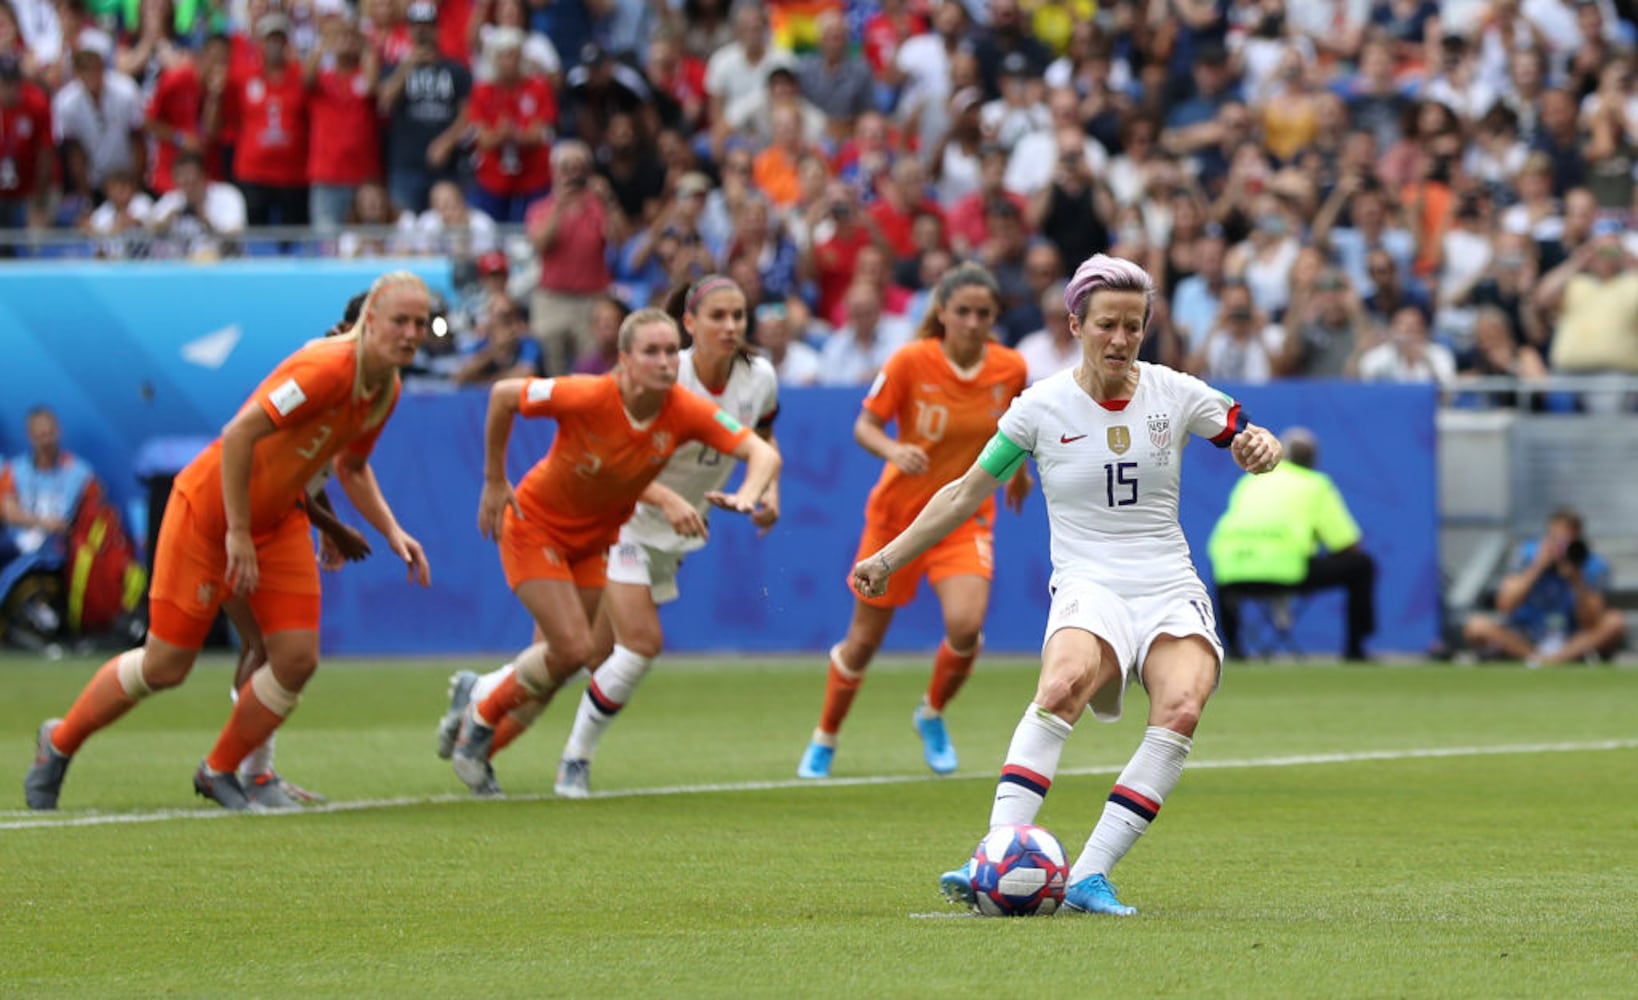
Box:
[3,738,1635,833]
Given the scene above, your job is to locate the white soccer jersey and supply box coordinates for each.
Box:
[997,362,1240,597]
[621,348,780,553]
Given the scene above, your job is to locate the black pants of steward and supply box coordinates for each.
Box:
[1217,550,1377,660]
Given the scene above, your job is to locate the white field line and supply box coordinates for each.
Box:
[3,738,1635,833]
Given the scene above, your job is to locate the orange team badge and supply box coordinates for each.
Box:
[1107,426,1131,455]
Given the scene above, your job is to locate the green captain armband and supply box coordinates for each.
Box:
[977,430,1029,480]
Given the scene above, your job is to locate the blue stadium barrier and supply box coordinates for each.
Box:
[0,261,1439,657]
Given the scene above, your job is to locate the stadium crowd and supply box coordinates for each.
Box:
[4,0,1638,392]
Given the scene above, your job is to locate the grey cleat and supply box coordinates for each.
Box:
[554,757,591,799]
[435,670,480,760]
[24,719,71,811]
[451,707,500,795]
[242,772,306,810]
[193,763,262,811]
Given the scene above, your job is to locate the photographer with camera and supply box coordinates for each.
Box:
[1462,507,1627,666]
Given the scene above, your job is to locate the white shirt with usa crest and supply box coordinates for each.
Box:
[997,362,1239,597]
[621,349,780,553]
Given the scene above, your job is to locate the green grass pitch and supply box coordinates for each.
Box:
[1,652,1634,998]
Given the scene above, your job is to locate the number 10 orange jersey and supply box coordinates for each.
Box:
[861,338,1028,532]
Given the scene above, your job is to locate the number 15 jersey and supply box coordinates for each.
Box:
[997,362,1241,597]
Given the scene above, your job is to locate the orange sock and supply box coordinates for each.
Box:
[816,655,865,737]
[926,639,977,713]
[52,659,138,756]
[475,671,534,727]
[491,714,528,756]
[205,681,285,774]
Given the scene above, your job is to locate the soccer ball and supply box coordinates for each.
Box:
[969,823,1069,917]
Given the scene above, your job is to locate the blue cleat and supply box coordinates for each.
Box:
[1063,873,1138,916]
[939,860,977,910]
[913,708,958,774]
[796,741,834,779]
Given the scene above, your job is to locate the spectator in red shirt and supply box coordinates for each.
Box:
[468,27,556,223]
[363,0,412,66]
[0,54,52,235]
[305,16,381,231]
[523,139,614,375]
[145,46,205,195]
[217,13,309,226]
[945,144,1032,259]
[869,156,943,259]
[645,28,706,135]
[812,181,884,322]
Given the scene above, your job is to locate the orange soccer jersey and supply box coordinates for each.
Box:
[172,337,400,535]
[861,338,1028,531]
[500,374,750,588]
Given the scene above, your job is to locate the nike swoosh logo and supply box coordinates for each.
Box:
[1060,434,1087,444]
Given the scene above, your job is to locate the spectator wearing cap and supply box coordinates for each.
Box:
[705,3,794,147]
[981,52,1049,154]
[377,0,471,214]
[524,138,614,375]
[214,13,310,226]
[451,247,515,335]
[795,11,874,136]
[725,61,825,150]
[0,54,53,234]
[1534,218,1638,378]
[562,42,651,153]
[51,44,145,205]
[468,26,557,222]
[305,16,382,232]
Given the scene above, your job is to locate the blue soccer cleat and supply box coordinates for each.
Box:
[796,741,834,779]
[913,707,958,774]
[1063,873,1138,916]
[939,860,977,910]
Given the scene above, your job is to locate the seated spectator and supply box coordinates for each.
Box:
[569,294,629,375]
[1014,281,1077,384]
[1314,178,1418,296]
[725,195,803,305]
[336,181,414,258]
[751,102,818,210]
[947,143,1031,260]
[411,180,498,257]
[829,243,913,328]
[450,248,515,338]
[452,296,544,385]
[0,407,92,570]
[1187,281,1285,384]
[981,53,1050,154]
[597,111,666,235]
[817,282,914,385]
[1454,305,1549,409]
[1226,193,1303,319]
[149,152,248,259]
[904,247,957,324]
[795,11,874,138]
[1534,220,1638,382]
[1462,507,1627,666]
[85,168,153,258]
[832,111,901,194]
[1358,305,1456,384]
[1277,268,1373,378]
[868,157,943,261]
[1170,234,1229,356]
[1208,427,1377,661]
[1459,231,1544,348]
[752,301,822,386]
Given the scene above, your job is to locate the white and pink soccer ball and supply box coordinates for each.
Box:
[968,823,1069,917]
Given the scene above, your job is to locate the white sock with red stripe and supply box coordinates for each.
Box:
[988,703,1074,827]
[1069,726,1193,882]
[562,645,652,762]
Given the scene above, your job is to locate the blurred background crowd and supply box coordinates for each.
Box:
[4,0,1638,396]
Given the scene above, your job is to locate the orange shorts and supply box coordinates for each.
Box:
[852,515,994,609]
[147,492,322,649]
[498,505,611,591]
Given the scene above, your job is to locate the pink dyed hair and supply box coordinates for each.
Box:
[1063,253,1155,325]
